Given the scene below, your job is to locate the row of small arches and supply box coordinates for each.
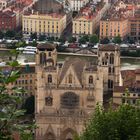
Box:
[47,74,94,84]
[102,53,114,65]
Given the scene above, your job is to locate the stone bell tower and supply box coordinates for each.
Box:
[98,44,120,93]
[36,43,57,67]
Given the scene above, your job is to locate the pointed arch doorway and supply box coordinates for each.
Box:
[60,128,76,140]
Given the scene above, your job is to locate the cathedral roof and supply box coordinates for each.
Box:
[99,44,120,51]
[59,57,87,85]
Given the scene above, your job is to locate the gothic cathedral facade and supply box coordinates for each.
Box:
[35,43,120,140]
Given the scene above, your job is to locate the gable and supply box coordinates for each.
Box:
[59,65,82,87]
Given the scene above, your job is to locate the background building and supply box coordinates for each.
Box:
[113,69,140,105]
[22,0,71,38]
[67,0,89,11]
[22,13,67,38]
[129,10,140,42]
[0,10,16,31]
[72,2,110,37]
[100,17,129,39]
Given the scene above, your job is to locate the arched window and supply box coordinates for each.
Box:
[108,79,113,89]
[102,53,108,65]
[105,53,108,59]
[40,53,43,64]
[46,132,55,140]
[109,67,111,74]
[89,75,93,84]
[68,74,72,84]
[45,96,53,106]
[109,53,114,64]
[48,74,52,83]
[40,53,46,64]
[48,52,51,57]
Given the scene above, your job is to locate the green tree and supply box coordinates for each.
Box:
[15,32,23,40]
[58,37,65,43]
[68,36,76,43]
[100,37,110,44]
[0,50,35,140]
[89,34,99,44]
[113,35,122,44]
[79,104,140,140]
[38,35,46,41]
[5,30,15,38]
[48,36,55,42]
[22,95,35,114]
[30,33,37,40]
[0,31,4,39]
[79,35,89,44]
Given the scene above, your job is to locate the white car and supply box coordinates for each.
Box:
[81,44,88,48]
[6,39,13,43]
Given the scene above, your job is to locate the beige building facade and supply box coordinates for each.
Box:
[35,43,120,140]
[72,3,110,37]
[100,18,129,39]
[22,13,66,37]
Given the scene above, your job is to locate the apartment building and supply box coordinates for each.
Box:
[0,0,13,10]
[0,10,16,31]
[100,17,129,39]
[68,0,89,11]
[22,12,66,37]
[72,2,110,37]
[129,10,140,41]
[113,69,140,105]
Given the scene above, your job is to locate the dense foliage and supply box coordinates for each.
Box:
[113,35,122,44]
[89,34,99,44]
[0,50,35,140]
[79,104,140,140]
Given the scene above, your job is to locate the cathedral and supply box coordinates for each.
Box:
[35,43,120,140]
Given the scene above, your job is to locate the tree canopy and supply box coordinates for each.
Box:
[0,50,35,140]
[79,104,140,140]
[113,35,122,44]
[89,34,99,44]
[5,30,16,38]
[78,35,89,44]
[68,36,76,43]
[100,37,110,44]
[30,33,37,40]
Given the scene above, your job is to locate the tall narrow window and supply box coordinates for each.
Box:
[48,52,51,57]
[109,67,111,74]
[89,75,93,84]
[110,53,114,64]
[48,74,52,83]
[108,79,113,89]
[68,74,72,84]
[40,53,46,64]
[45,97,53,106]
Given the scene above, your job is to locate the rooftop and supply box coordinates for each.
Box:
[32,0,64,14]
[37,43,56,50]
[98,44,120,51]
